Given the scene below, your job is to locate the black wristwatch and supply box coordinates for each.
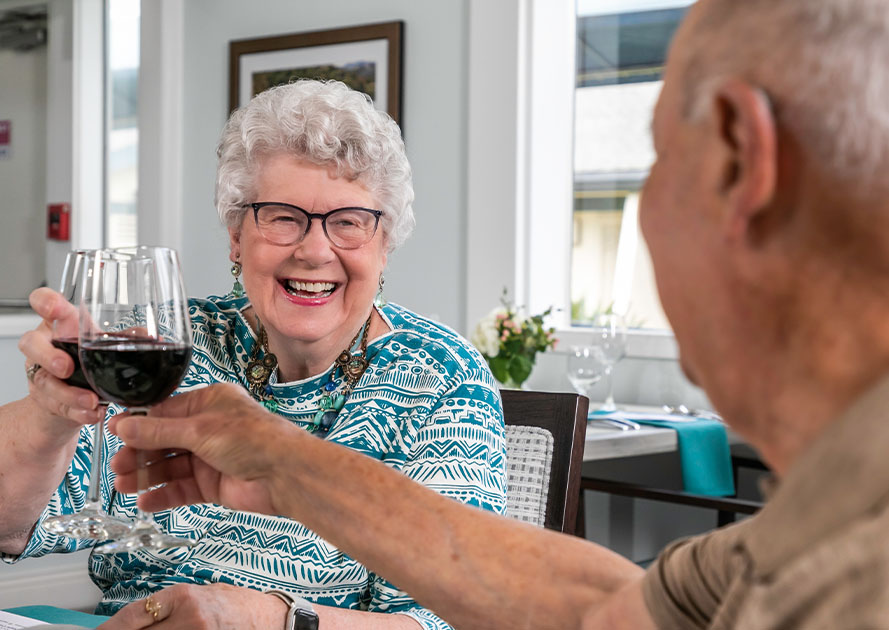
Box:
[266,589,320,630]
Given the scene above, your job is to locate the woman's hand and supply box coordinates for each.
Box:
[97,583,292,630]
[97,583,423,629]
[108,383,293,516]
[19,287,102,429]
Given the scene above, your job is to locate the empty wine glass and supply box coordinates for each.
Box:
[589,312,627,412]
[79,246,195,553]
[42,249,133,540]
[566,345,606,402]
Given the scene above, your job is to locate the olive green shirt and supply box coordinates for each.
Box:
[642,374,889,629]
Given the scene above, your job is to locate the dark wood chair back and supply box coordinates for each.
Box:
[500,389,588,533]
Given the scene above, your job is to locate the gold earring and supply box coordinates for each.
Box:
[374,274,386,307]
[231,259,244,298]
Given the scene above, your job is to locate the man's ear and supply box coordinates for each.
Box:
[710,79,778,243]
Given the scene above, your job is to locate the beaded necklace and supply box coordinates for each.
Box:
[246,314,373,435]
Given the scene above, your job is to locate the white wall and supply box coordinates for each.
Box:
[175,0,469,330]
[0,24,47,300]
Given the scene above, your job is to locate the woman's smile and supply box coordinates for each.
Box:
[280,278,338,302]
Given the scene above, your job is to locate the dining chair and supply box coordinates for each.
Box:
[500,389,588,533]
[576,443,766,536]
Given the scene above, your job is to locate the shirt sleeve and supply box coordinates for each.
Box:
[641,520,751,630]
[364,368,508,628]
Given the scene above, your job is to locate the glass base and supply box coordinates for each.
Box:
[43,507,133,540]
[92,521,197,554]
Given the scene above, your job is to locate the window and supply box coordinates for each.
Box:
[465,0,689,357]
[105,0,139,248]
[570,1,691,330]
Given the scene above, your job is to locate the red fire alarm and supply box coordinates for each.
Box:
[47,203,70,241]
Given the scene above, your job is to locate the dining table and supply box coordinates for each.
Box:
[583,421,679,461]
[583,404,746,461]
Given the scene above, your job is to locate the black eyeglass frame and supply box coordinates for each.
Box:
[244,202,384,250]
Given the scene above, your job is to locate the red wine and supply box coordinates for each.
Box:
[80,339,192,408]
[51,338,95,392]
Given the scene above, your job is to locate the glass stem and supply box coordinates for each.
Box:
[85,417,105,505]
[130,408,154,527]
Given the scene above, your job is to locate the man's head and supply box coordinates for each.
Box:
[679,0,889,190]
[641,0,889,448]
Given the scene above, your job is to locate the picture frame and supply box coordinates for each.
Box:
[228,21,403,125]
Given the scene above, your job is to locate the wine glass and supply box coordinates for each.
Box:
[589,312,627,412]
[566,345,606,402]
[42,250,133,540]
[78,246,195,553]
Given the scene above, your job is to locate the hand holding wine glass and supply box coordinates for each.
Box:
[79,246,194,553]
[20,291,99,427]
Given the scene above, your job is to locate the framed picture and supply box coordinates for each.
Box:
[229,21,403,125]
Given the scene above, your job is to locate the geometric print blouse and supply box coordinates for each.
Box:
[6,295,507,630]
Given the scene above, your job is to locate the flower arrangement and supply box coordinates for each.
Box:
[471,289,557,389]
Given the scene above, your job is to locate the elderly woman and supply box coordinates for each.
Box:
[0,80,506,629]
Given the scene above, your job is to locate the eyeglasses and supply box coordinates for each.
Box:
[244,202,383,250]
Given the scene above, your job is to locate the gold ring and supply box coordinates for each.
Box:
[26,363,42,383]
[145,595,162,622]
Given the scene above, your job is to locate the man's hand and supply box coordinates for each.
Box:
[108,383,296,516]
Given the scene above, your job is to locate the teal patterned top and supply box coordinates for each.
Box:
[7,295,507,630]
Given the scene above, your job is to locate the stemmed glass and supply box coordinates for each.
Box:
[78,246,195,553]
[42,250,133,540]
[589,312,627,412]
[566,345,606,404]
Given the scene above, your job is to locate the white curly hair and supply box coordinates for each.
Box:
[215,79,415,252]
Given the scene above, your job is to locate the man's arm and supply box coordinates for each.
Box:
[269,428,646,630]
[109,384,652,629]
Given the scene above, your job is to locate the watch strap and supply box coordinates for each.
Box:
[265,589,319,630]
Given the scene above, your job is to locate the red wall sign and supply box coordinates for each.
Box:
[47,203,71,241]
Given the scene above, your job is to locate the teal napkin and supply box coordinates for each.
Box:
[590,410,735,496]
[5,606,109,628]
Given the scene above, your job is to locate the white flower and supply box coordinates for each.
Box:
[471,307,505,357]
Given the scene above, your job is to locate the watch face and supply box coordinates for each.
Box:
[294,608,319,630]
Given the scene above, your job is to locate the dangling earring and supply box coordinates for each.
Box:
[374,274,386,308]
[230,258,245,298]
